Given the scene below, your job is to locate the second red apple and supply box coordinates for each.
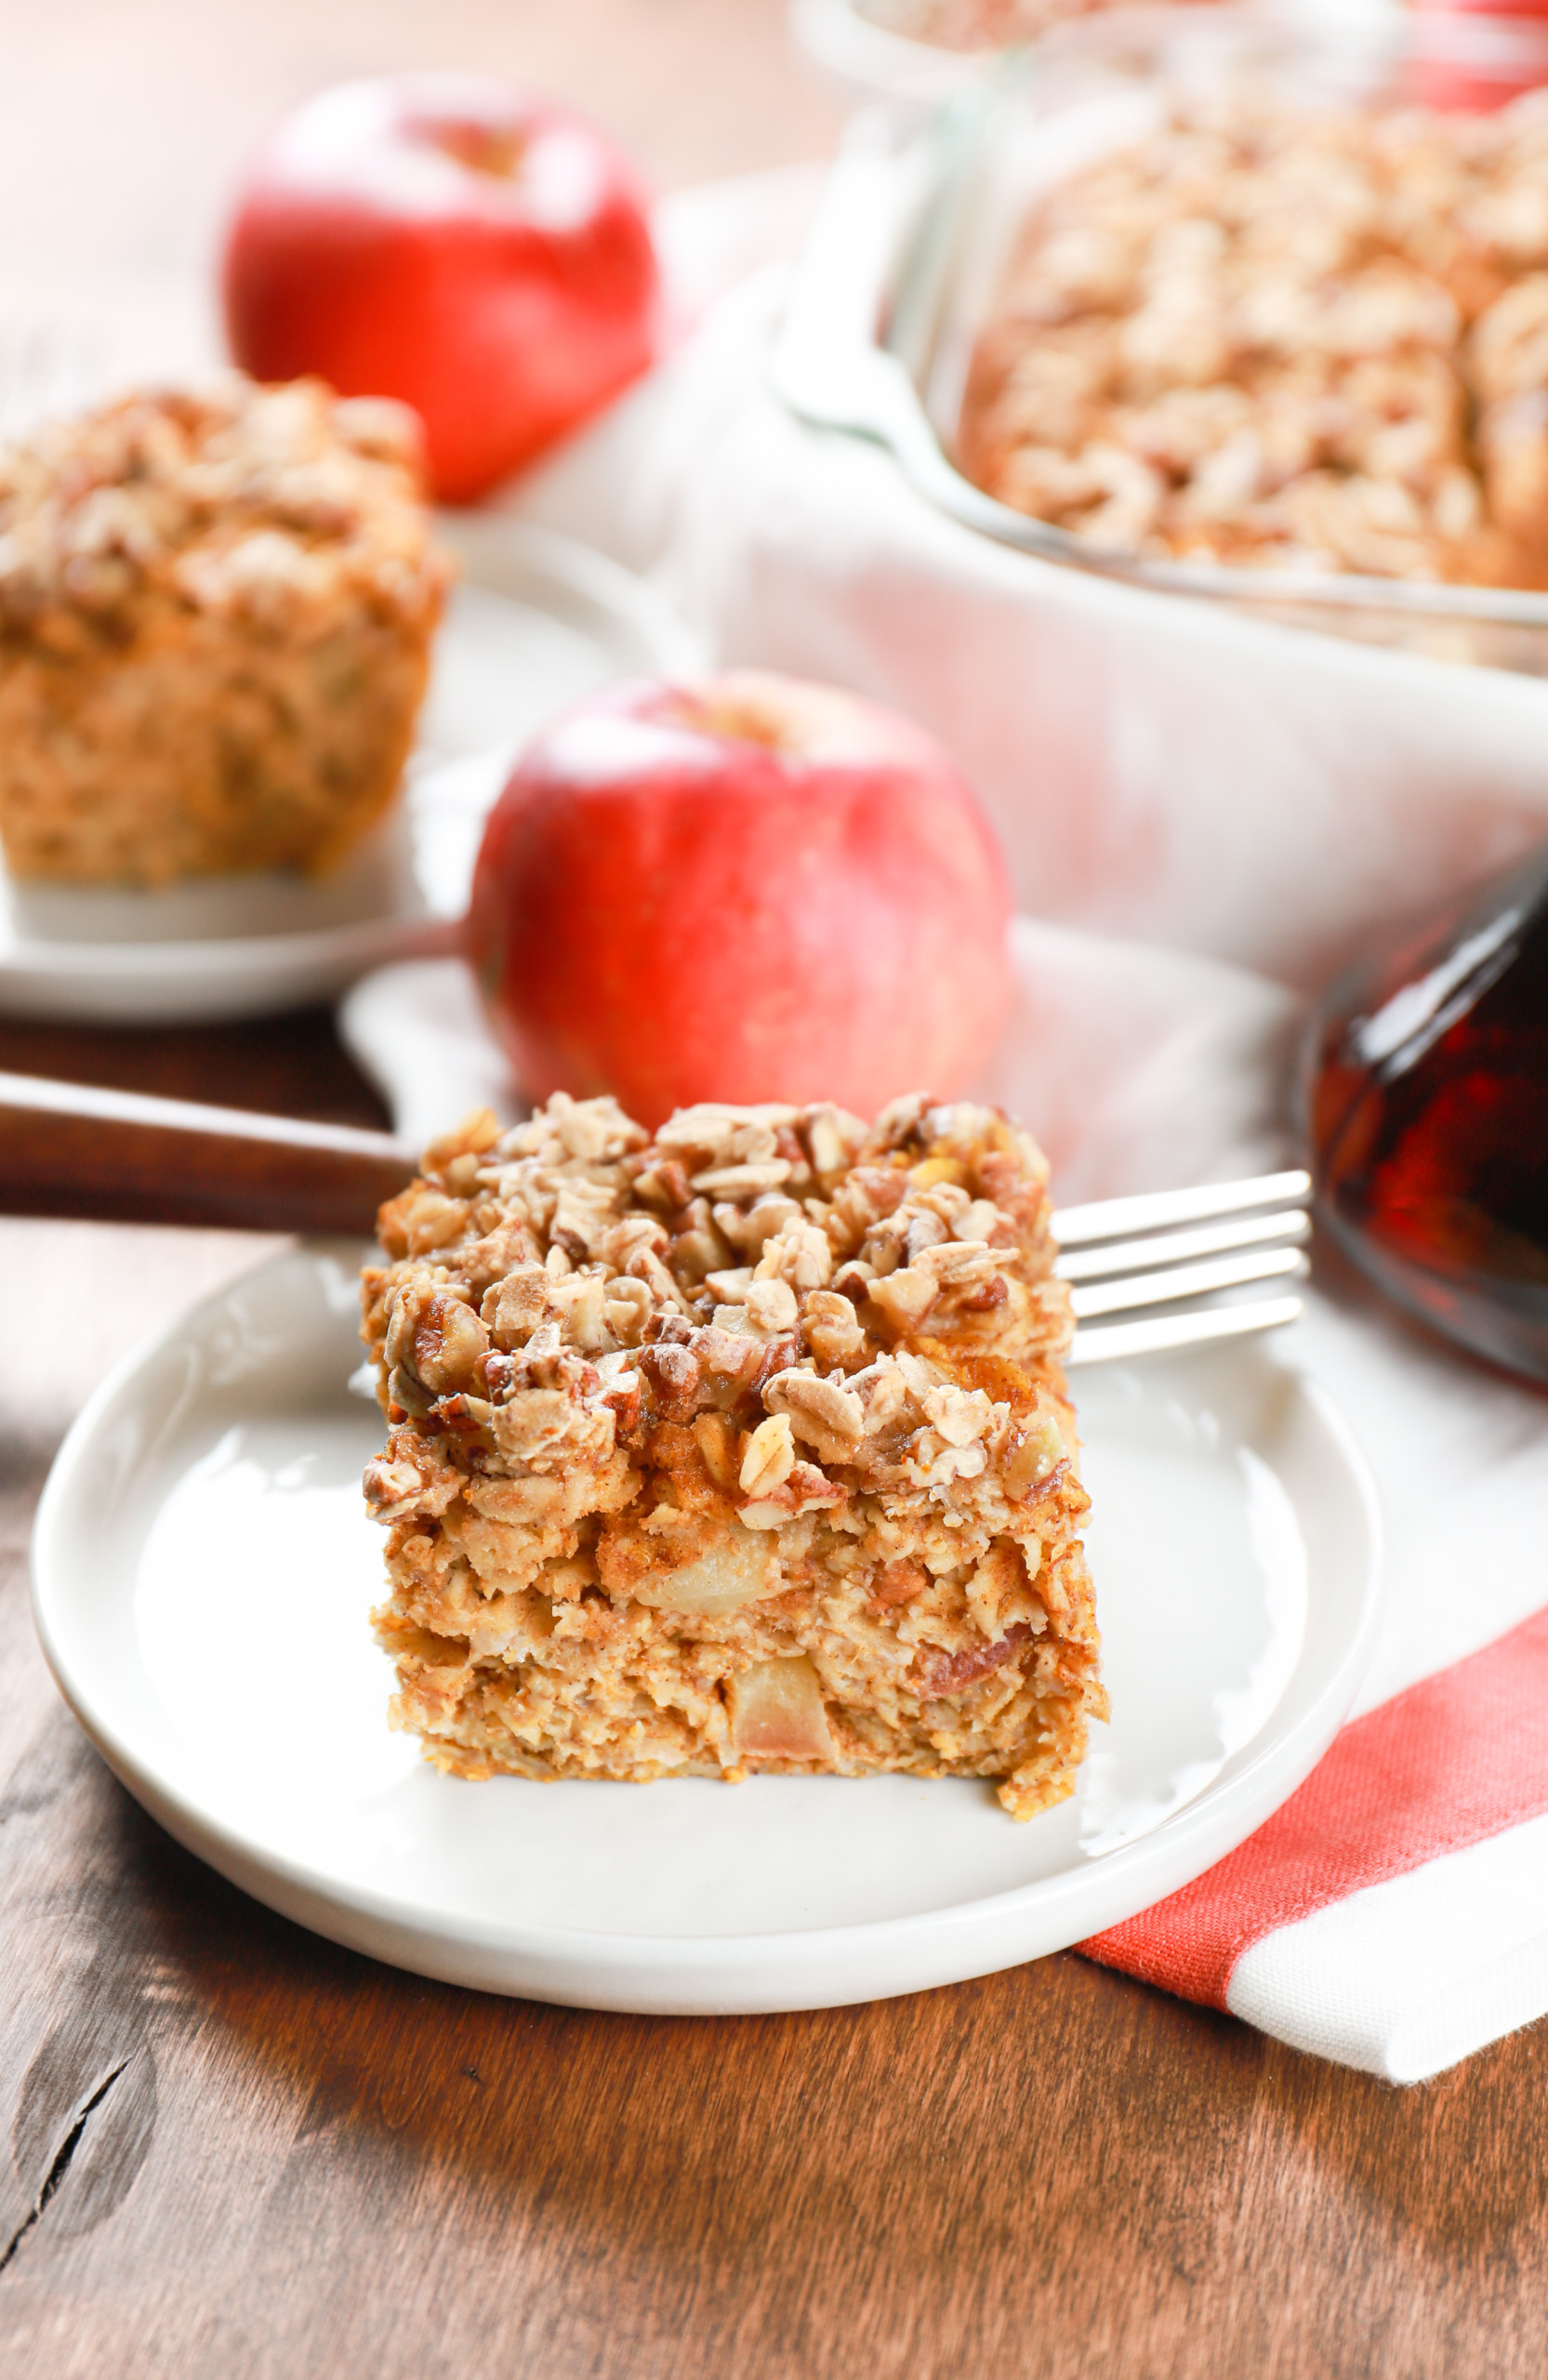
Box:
[466,671,1013,1128]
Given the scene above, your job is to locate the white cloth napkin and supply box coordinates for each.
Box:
[512,254,1548,995]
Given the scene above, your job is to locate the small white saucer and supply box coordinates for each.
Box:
[32,1243,1381,2015]
[0,516,697,1024]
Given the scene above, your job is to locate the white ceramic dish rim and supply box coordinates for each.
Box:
[790,0,1402,107]
[31,1242,1384,2014]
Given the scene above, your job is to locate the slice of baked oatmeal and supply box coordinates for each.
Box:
[958,86,1548,592]
[361,1091,1105,1819]
[0,376,448,884]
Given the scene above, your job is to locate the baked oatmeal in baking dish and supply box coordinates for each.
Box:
[857,0,1206,56]
[361,1092,1105,1820]
[0,377,448,884]
[959,89,1548,588]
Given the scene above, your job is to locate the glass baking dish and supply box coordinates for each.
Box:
[790,0,1399,108]
[775,5,1548,674]
[791,0,990,104]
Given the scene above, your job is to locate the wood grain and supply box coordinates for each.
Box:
[0,1007,391,1131]
[3,1620,1548,2379]
[0,1070,412,1235]
[1,3,1546,2373]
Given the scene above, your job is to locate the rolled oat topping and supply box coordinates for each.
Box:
[0,375,448,883]
[362,1091,1104,1820]
[859,0,1150,57]
[959,90,1548,588]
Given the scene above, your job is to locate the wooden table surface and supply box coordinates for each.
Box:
[2,7,1547,2374]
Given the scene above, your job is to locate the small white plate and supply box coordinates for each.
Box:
[32,1244,1381,2015]
[0,516,697,1025]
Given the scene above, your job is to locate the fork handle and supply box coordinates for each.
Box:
[0,1070,416,1236]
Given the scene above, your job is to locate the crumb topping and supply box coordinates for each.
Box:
[0,376,445,653]
[362,1091,1102,1820]
[959,89,1548,588]
[363,1090,1075,1531]
[859,0,1120,55]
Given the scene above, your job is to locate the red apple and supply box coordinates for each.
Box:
[466,671,1013,1128]
[1409,2,1548,110]
[221,74,660,504]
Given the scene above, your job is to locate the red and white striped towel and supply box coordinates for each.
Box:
[1080,1290,1548,2082]
[1082,1605,1548,2079]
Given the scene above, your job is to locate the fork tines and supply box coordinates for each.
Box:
[1052,1169,1313,1368]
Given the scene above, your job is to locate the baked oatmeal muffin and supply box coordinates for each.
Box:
[959,88,1548,588]
[360,1091,1105,1821]
[0,377,449,884]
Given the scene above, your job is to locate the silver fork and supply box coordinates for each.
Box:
[1054,1170,1312,1367]
[0,1067,1315,1356]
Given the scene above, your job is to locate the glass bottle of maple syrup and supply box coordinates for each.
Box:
[1303,843,1548,1384]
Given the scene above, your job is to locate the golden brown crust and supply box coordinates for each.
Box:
[959,89,1548,591]
[362,1092,1105,1821]
[0,377,449,883]
[859,0,1126,55]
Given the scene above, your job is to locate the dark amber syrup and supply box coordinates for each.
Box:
[1303,845,1548,1383]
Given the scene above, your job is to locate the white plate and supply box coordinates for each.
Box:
[33,1246,1380,2015]
[0,516,697,1025]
